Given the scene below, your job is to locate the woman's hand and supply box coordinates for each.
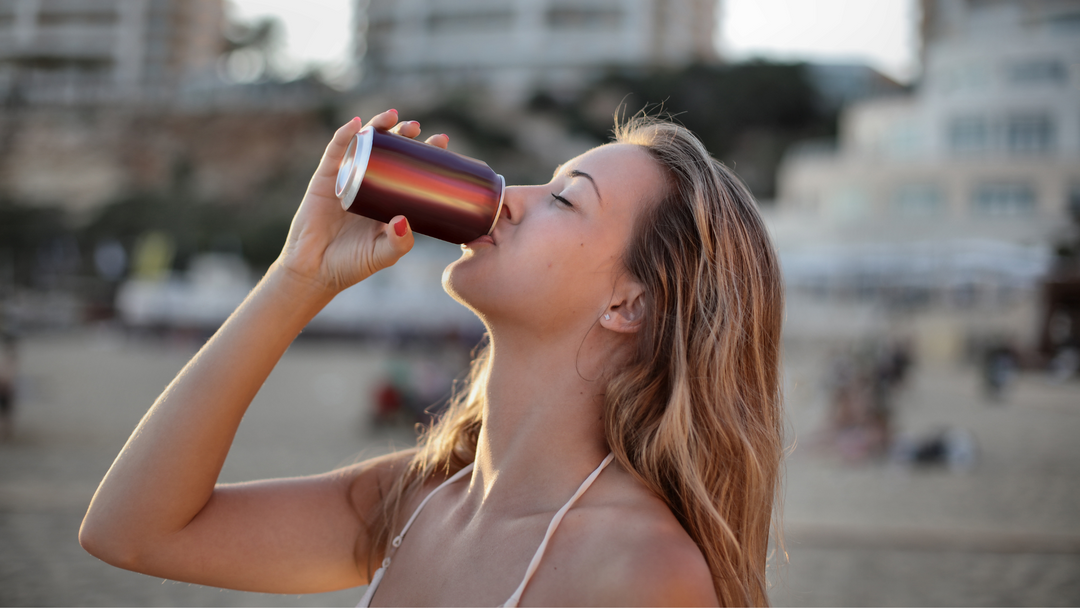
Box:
[276,109,450,297]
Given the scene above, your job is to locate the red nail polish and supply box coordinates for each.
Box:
[352,116,361,122]
[389,108,397,114]
[394,218,407,237]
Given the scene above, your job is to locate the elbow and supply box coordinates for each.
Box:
[79,512,145,571]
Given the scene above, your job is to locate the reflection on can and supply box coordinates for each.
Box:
[336,126,505,244]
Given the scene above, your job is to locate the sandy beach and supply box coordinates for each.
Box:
[1,330,1078,606]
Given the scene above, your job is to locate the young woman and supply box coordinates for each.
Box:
[80,109,785,606]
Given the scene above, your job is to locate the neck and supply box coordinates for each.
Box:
[465,322,620,513]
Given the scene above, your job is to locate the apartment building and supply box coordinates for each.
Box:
[0,0,223,104]
[357,0,717,99]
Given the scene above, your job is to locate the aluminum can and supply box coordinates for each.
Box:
[335,126,505,244]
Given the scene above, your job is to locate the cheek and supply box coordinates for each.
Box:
[533,238,620,308]
[443,226,621,320]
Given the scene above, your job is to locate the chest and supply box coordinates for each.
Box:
[370,500,559,606]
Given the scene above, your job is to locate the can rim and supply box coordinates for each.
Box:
[486,174,506,235]
[336,125,375,210]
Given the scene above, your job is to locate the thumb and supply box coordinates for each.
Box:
[373,216,414,269]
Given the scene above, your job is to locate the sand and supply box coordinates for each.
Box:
[1,330,1078,606]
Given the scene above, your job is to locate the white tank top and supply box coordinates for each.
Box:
[357,453,615,607]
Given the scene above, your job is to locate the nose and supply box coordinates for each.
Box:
[498,185,525,225]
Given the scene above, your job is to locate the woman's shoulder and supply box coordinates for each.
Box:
[343,449,418,513]
[538,462,719,606]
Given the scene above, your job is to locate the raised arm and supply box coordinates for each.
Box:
[79,110,447,593]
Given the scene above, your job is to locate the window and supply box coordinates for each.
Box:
[892,184,943,216]
[886,122,922,158]
[824,186,869,219]
[939,62,991,93]
[1007,59,1067,85]
[427,10,514,33]
[1006,114,1054,153]
[1048,11,1080,33]
[949,116,988,152]
[547,7,622,29]
[972,182,1036,217]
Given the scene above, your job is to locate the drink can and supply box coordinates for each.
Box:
[335,126,506,244]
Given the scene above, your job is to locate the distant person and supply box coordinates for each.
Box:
[0,334,17,441]
[371,379,403,426]
[79,111,785,605]
[982,345,1016,402]
[825,340,911,462]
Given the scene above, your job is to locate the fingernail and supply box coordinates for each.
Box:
[352,116,361,122]
[389,108,397,114]
[394,218,408,237]
[443,134,449,141]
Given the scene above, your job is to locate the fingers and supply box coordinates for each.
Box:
[319,116,364,172]
[374,215,414,269]
[389,120,420,139]
[359,109,450,146]
[366,108,399,131]
[377,112,447,147]
[320,110,448,180]
[424,133,450,150]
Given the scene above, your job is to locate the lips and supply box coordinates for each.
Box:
[464,234,495,248]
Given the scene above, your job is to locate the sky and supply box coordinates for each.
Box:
[720,0,919,83]
[228,0,920,85]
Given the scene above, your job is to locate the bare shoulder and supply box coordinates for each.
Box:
[343,449,466,527]
[595,508,717,606]
[341,449,418,522]
[536,463,719,606]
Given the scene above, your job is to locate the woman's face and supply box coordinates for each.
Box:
[443,143,664,336]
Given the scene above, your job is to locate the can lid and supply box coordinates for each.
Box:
[486,174,506,235]
[336,125,375,210]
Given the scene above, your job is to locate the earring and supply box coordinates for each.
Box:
[604,314,611,320]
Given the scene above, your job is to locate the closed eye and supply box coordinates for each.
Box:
[551,192,574,208]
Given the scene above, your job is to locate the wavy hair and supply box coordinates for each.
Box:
[369,116,785,606]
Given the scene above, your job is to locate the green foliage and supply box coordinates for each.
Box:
[531,61,838,199]
[0,200,69,254]
[0,200,73,286]
[80,193,291,273]
[82,194,222,271]
[411,94,517,157]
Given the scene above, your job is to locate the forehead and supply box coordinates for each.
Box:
[555,144,663,204]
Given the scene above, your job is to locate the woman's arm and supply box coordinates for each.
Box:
[79,111,443,593]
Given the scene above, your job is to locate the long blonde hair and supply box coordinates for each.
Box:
[369,116,785,606]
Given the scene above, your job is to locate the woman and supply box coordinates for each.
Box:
[80,109,784,606]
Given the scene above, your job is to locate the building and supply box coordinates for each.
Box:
[0,0,224,104]
[775,0,1080,294]
[357,0,717,100]
[771,0,1080,360]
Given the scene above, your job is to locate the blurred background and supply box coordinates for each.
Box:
[0,0,1078,605]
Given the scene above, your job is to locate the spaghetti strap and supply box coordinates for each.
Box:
[356,462,474,608]
[357,453,614,608]
[503,452,614,607]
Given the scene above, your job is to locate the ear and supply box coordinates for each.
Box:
[599,276,646,334]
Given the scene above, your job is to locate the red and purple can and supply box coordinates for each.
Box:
[335,126,506,244]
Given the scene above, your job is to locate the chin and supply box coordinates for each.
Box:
[442,256,483,313]
[442,256,517,327]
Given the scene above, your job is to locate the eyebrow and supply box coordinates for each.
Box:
[568,169,603,204]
